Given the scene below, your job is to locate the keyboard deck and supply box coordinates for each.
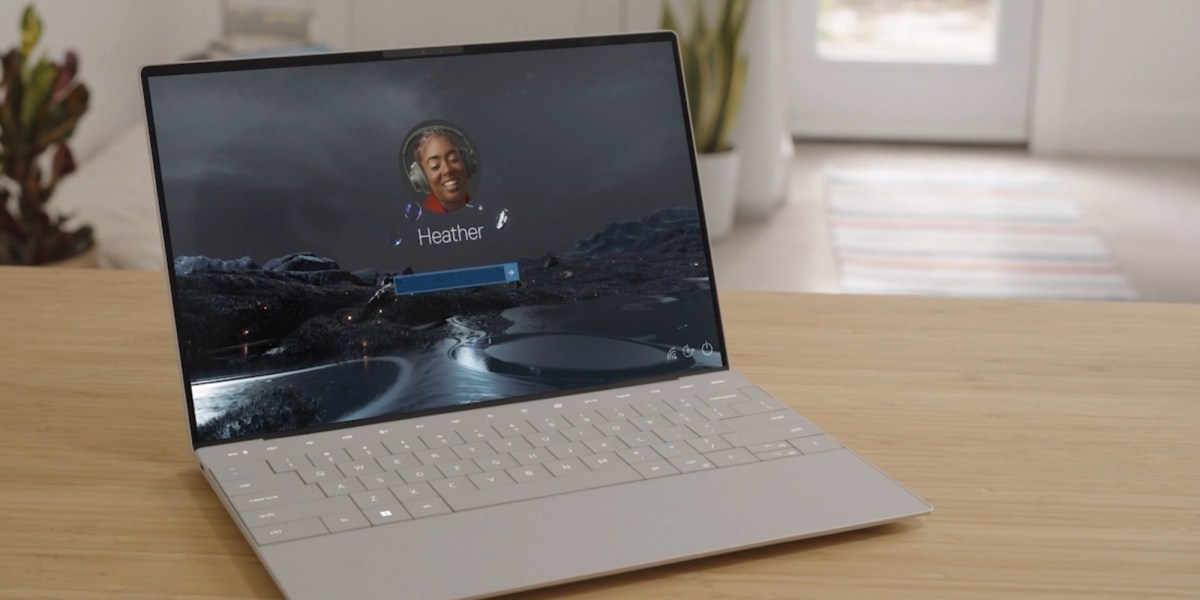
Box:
[201,376,842,546]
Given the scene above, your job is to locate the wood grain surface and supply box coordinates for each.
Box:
[1,267,1197,599]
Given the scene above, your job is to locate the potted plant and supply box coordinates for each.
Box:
[0,5,94,266]
[661,0,748,240]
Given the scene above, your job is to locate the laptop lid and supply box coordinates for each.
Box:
[141,32,728,450]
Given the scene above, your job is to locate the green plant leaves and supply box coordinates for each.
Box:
[661,0,749,153]
[20,5,41,58]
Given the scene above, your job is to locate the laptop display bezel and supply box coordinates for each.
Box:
[140,32,731,450]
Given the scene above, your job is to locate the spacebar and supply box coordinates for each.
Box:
[443,465,643,512]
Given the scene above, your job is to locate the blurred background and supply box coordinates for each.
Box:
[2,0,1196,302]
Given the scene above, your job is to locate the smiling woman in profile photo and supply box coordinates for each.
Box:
[401,122,481,213]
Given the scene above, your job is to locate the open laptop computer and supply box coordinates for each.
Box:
[141,32,930,600]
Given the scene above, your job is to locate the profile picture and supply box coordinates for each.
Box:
[400,121,481,214]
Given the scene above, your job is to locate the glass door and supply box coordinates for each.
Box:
[786,0,1039,143]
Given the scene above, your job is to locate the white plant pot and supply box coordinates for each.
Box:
[695,150,740,241]
[730,0,792,219]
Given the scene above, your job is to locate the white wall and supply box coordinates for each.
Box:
[0,1,220,160]
[346,0,623,49]
[1032,0,1200,158]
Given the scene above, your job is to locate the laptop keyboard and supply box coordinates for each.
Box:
[204,378,841,546]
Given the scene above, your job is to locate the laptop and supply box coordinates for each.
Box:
[141,32,930,600]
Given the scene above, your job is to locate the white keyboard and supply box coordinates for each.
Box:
[203,377,842,546]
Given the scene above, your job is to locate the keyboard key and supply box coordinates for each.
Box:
[545,458,588,477]
[705,448,758,468]
[364,504,411,526]
[721,420,822,448]
[724,410,804,433]
[548,441,589,460]
[507,464,553,483]
[665,410,703,427]
[220,471,303,497]
[267,454,312,473]
[241,495,356,528]
[561,425,603,442]
[212,460,272,482]
[581,453,621,471]
[390,482,437,502]
[532,416,567,431]
[668,455,716,473]
[383,437,427,454]
[397,466,441,484]
[432,476,476,495]
[404,497,452,519]
[469,470,516,489]
[351,489,397,509]
[451,442,495,461]
[790,434,843,454]
[445,464,642,511]
[595,420,634,436]
[652,425,696,442]
[616,447,658,464]
[420,431,464,449]
[756,448,801,460]
[251,518,328,545]
[702,391,750,404]
[233,484,325,514]
[489,436,532,454]
[598,406,634,421]
[338,460,382,479]
[297,466,342,485]
[747,441,792,453]
[739,386,787,407]
[687,436,732,454]
[697,405,738,421]
[319,478,365,497]
[345,443,387,461]
[628,415,667,431]
[584,437,628,454]
[376,453,419,470]
[436,460,481,478]
[307,449,352,466]
[415,448,457,465]
[651,442,692,459]
[688,421,732,437]
[634,460,680,479]
[474,454,519,472]
[359,470,405,490]
[618,431,662,448]
[730,399,782,416]
[512,448,555,466]
[524,430,568,448]
[458,426,500,442]
[322,510,370,533]
[563,410,603,426]
[665,396,706,411]
[493,420,534,437]
[631,399,671,416]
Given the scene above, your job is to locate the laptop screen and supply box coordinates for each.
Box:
[143,34,727,447]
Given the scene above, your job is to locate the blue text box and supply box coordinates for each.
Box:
[393,262,520,295]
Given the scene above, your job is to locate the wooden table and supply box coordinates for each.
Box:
[2,267,1197,599]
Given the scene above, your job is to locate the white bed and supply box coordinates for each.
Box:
[53,124,166,270]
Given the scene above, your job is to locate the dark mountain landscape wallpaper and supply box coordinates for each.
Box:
[180,207,721,442]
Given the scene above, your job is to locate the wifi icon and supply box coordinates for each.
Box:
[666,348,679,361]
